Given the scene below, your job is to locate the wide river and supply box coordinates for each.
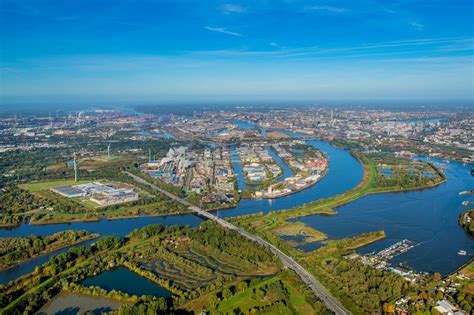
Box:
[1,128,473,283]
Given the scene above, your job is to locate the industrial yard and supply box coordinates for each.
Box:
[51,182,139,206]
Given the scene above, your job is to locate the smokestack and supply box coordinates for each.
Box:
[73,152,78,182]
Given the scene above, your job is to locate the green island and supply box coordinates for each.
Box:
[459,208,474,236]
[0,222,331,315]
[0,230,98,271]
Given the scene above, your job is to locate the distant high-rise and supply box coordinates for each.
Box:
[107,144,111,158]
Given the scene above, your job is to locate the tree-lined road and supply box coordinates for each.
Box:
[126,172,351,315]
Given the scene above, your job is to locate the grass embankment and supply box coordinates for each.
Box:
[234,153,445,234]
[316,231,386,255]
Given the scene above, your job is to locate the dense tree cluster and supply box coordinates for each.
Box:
[0,230,92,270]
[95,236,124,251]
[128,223,188,240]
[314,258,408,313]
[0,186,42,225]
[188,221,278,265]
[110,298,170,315]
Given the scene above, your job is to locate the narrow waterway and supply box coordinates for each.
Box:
[266,146,293,182]
[231,119,255,130]
[231,147,248,190]
[0,214,202,238]
[219,139,363,218]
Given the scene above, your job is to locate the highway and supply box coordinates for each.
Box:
[126,172,351,315]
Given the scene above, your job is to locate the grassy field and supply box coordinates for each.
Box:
[217,277,281,312]
[273,221,327,244]
[216,274,320,314]
[79,156,132,170]
[266,131,292,139]
[19,179,91,192]
[46,162,68,171]
[456,260,474,295]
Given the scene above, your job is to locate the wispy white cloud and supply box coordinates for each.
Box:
[380,56,473,63]
[409,22,424,31]
[204,26,243,37]
[189,37,474,59]
[306,5,348,14]
[269,42,278,47]
[221,4,245,14]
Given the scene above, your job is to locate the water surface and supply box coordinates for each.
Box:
[82,267,172,298]
[0,239,96,285]
[295,160,474,275]
[220,140,363,218]
[0,214,202,238]
[38,292,127,315]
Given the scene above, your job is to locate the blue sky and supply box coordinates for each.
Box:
[1,0,473,104]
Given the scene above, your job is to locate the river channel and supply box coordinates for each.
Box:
[1,125,472,283]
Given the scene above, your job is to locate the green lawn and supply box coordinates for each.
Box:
[75,198,100,208]
[217,275,316,314]
[19,179,91,192]
[217,277,281,313]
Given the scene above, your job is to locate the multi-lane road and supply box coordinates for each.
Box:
[126,172,351,315]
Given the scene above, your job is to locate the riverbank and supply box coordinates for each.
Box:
[265,167,327,199]
[230,151,447,255]
[270,152,444,223]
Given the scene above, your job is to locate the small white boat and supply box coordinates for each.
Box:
[462,201,470,206]
[458,250,467,256]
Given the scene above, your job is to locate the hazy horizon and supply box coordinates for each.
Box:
[1,0,473,105]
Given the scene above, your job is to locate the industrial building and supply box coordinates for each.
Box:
[50,182,138,206]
